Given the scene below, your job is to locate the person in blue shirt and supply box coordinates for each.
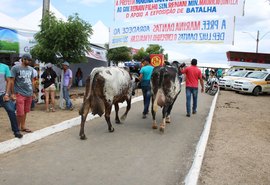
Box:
[0,62,23,138]
[136,56,154,119]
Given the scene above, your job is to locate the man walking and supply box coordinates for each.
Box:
[136,56,154,118]
[0,62,23,138]
[11,54,36,133]
[62,61,73,110]
[180,59,204,117]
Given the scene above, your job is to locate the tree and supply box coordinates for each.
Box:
[132,47,148,61]
[132,44,168,61]
[106,46,132,66]
[31,12,93,64]
[146,44,164,55]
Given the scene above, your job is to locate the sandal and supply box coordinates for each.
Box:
[21,128,32,133]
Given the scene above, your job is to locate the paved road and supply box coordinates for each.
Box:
[0,90,213,185]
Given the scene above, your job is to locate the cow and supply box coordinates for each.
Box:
[151,65,182,132]
[79,66,137,140]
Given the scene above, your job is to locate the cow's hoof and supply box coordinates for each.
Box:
[152,125,158,129]
[159,127,165,133]
[120,114,127,121]
[165,117,171,123]
[109,127,115,132]
[80,134,87,140]
[115,120,121,124]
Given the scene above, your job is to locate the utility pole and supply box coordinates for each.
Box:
[42,0,50,19]
[256,30,259,53]
[243,30,270,53]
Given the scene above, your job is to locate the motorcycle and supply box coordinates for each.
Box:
[205,76,219,95]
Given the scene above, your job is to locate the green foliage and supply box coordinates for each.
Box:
[132,44,169,61]
[146,44,164,55]
[31,12,93,64]
[132,47,148,61]
[106,46,131,66]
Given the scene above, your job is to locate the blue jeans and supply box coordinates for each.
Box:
[186,87,198,114]
[141,85,151,115]
[0,94,20,134]
[63,86,72,109]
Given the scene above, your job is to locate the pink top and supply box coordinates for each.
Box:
[181,65,202,88]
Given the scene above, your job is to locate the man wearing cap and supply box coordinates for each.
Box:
[136,56,154,118]
[10,54,36,133]
[0,61,23,138]
[179,58,204,117]
[62,61,73,110]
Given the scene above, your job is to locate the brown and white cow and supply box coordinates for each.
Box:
[79,66,137,140]
[151,65,181,132]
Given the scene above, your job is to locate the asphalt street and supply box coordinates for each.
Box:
[0,89,213,185]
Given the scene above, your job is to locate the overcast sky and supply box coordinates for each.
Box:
[1,0,270,64]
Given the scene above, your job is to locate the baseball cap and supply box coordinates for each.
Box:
[62,61,69,66]
[46,63,52,68]
[21,54,32,61]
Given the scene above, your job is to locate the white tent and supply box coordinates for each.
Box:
[0,12,27,30]
[18,5,67,31]
[90,20,109,45]
[17,5,109,45]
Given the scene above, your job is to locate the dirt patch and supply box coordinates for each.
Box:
[199,90,270,185]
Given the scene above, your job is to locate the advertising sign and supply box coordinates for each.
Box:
[110,17,235,48]
[150,54,164,67]
[0,27,19,53]
[114,0,244,20]
[0,27,36,55]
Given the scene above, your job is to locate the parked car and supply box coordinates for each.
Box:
[225,66,267,76]
[232,71,270,96]
[124,61,141,75]
[219,70,253,90]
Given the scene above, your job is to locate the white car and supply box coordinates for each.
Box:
[219,70,253,90]
[232,71,270,96]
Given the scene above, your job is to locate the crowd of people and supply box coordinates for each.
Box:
[0,54,78,139]
[1,54,208,139]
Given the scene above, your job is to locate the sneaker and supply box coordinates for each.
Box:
[192,111,197,114]
[186,114,190,117]
[142,114,147,119]
[14,132,23,139]
[66,106,74,111]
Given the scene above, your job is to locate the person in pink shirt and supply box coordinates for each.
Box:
[180,59,204,117]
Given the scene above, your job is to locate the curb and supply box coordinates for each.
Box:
[184,90,219,185]
[0,96,143,154]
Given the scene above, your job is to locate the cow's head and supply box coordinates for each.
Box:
[130,72,140,96]
[122,67,139,96]
[171,61,185,83]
